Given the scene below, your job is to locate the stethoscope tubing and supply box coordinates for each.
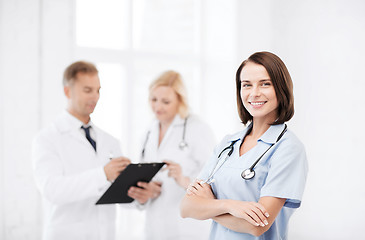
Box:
[141,117,189,160]
[206,139,240,183]
[211,124,287,181]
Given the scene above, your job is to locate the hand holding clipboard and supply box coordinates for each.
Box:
[128,180,163,204]
[96,162,165,204]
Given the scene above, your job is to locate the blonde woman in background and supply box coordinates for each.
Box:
[128,70,216,240]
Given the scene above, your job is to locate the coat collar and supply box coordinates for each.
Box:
[151,114,187,130]
[171,114,187,126]
[55,110,95,133]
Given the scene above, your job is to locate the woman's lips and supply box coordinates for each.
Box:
[249,101,266,108]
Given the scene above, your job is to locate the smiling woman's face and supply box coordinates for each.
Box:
[150,86,179,125]
[240,61,278,123]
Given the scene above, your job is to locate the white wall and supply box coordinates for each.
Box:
[269,1,365,239]
[0,0,4,237]
[0,0,73,239]
[1,0,365,239]
[0,0,41,239]
[40,0,74,125]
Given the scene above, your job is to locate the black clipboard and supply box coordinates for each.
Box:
[96,162,165,204]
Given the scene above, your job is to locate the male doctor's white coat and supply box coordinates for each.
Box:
[32,111,122,240]
[140,114,216,240]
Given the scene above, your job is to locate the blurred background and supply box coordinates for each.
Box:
[1,0,365,239]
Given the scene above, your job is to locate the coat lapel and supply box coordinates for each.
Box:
[157,115,184,152]
[54,111,89,146]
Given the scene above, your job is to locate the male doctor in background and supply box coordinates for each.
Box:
[32,61,130,240]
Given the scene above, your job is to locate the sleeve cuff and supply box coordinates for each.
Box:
[96,166,111,194]
[134,198,151,210]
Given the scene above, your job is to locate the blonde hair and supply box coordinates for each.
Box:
[149,70,189,118]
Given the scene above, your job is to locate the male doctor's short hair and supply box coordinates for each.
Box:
[149,70,189,118]
[235,51,295,125]
[63,61,99,86]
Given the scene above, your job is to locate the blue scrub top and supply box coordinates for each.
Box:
[198,124,308,240]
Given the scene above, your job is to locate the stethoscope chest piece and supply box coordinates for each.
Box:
[241,168,255,180]
[179,141,188,150]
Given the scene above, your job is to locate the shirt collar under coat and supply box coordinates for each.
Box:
[226,122,287,145]
[152,114,186,129]
[55,110,95,133]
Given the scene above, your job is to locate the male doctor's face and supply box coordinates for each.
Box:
[64,73,101,123]
[150,86,179,125]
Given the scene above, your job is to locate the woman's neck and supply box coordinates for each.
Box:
[240,115,276,156]
[249,123,270,140]
[160,120,172,132]
[249,117,275,140]
[158,120,173,146]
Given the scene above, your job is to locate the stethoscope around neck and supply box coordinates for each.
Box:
[206,124,287,182]
[141,117,189,159]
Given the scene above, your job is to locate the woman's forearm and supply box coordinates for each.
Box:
[213,214,259,236]
[213,196,287,236]
[180,195,228,220]
[181,197,266,237]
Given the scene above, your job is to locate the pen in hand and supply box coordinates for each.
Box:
[104,155,131,182]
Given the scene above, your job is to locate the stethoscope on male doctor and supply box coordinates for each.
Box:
[141,117,189,159]
[205,124,287,184]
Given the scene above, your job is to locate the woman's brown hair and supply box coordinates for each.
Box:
[236,51,294,125]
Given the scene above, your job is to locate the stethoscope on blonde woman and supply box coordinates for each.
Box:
[141,117,189,159]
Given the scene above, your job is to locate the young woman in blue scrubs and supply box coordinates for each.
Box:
[180,51,308,240]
